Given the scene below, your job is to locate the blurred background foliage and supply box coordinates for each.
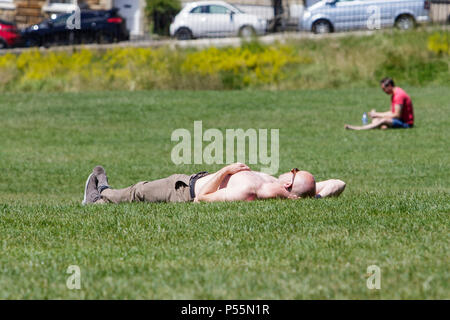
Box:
[0,29,448,92]
[146,0,181,35]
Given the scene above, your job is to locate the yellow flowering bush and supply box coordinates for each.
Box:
[0,47,179,91]
[0,30,447,92]
[0,53,17,86]
[0,42,313,91]
[182,44,311,88]
[427,33,449,55]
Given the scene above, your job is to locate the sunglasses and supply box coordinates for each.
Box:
[289,168,299,191]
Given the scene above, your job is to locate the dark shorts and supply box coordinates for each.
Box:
[189,171,210,199]
[392,119,413,129]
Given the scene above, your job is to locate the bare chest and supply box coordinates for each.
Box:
[194,171,276,196]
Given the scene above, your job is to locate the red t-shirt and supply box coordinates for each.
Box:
[391,87,414,125]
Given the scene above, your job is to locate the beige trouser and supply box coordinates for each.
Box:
[97,174,193,204]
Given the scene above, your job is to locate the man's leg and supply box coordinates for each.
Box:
[93,166,191,204]
[345,118,393,130]
[93,166,155,204]
[96,182,149,204]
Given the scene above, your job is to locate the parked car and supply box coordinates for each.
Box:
[0,19,21,49]
[301,0,431,34]
[170,1,267,40]
[21,9,129,47]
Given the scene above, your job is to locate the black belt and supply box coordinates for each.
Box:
[189,171,209,200]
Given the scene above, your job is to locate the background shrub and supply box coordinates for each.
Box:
[146,0,181,36]
[0,29,448,92]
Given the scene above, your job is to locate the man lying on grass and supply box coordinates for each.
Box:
[345,77,414,130]
[82,163,346,205]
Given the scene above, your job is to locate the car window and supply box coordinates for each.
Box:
[208,5,231,14]
[51,14,71,27]
[190,5,208,13]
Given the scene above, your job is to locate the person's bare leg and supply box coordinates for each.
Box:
[345,118,392,130]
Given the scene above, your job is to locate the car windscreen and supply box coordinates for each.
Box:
[50,14,72,26]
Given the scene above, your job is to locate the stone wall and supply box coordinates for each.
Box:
[16,0,46,25]
[82,0,112,11]
[0,6,17,23]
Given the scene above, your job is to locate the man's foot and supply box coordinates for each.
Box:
[93,165,110,193]
[82,172,101,205]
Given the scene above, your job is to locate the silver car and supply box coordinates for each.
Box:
[170,1,267,40]
[301,0,431,33]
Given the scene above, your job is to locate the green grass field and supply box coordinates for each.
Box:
[0,88,448,299]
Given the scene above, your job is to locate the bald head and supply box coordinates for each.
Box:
[279,170,316,198]
[293,171,316,198]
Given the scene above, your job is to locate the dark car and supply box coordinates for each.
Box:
[0,19,21,49]
[21,8,129,47]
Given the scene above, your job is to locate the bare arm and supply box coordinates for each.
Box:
[370,104,402,119]
[256,183,297,200]
[195,163,250,202]
[316,179,346,198]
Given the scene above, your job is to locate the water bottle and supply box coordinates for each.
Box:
[362,112,368,125]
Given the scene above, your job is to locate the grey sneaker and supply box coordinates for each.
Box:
[82,172,101,205]
[93,165,110,193]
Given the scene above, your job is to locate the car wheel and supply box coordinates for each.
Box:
[0,38,8,50]
[395,15,415,30]
[175,28,193,40]
[239,25,256,38]
[312,20,332,34]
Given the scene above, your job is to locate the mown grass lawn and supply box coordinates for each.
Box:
[0,88,448,299]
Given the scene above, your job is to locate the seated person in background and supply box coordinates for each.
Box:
[345,77,414,130]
